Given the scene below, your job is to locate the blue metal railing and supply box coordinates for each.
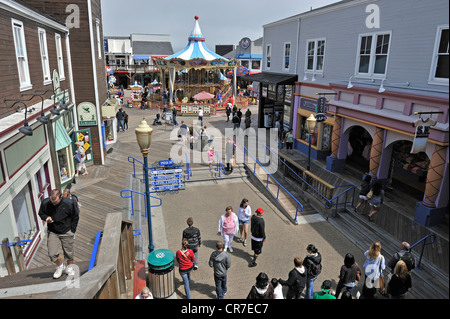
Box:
[185,153,192,180]
[0,239,32,247]
[120,189,162,217]
[410,234,437,270]
[128,156,145,179]
[215,151,226,177]
[243,146,304,223]
[265,146,356,214]
[88,232,102,270]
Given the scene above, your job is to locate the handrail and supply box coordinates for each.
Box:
[215,151,226,177]
[410,234,437,270]
[243,146,304,223]
[120,189,162,218]
[88,232,102,270]
[265,146,356,212]
[185,152,192,180]
[128,156,145,178]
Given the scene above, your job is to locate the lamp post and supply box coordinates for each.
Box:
[135,119,154,252]
[306,114,317,171]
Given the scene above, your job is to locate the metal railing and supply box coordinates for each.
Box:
[120,189,162,217]
[215,151,226,177]
[185,152,192,180]
[410,234,437,270]
[243,146,304,223]
[266,146,356,214]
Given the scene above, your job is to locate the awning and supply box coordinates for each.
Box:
[239,72,297,85]
[235,54,262,60]
[54,118,72,151]
[133,55,150,60]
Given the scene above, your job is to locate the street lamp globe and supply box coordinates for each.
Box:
[306,114,317,134]
[135,119,153,156]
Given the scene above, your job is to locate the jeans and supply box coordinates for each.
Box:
[305,275,318,299]
[117,119,125,132]
[180,270,192,299]
[173,115,178,126]
[214,274,227,299]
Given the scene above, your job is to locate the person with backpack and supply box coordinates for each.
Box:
[277,257,307,299]
[387,241,416,273]
[182,217,202,270]
[303,244,322,299]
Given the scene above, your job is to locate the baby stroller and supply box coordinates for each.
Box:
[152,113,162,125]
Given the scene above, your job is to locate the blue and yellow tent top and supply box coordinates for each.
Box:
[155,16,236,70]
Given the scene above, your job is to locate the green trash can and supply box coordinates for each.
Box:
[147,249,175,298]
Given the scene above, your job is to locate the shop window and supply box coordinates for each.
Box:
[34,163,51,204]
[298,116,318,147]
[321,123,332,150]
[241,60,249,68]
[57,147,74,183]
[252,60,261,70]
[12,183,37,242]
[283,42,291,70]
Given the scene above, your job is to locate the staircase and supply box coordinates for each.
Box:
[329,207,449,299]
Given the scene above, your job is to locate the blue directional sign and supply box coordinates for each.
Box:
[159,160,174,166]
[151,174,183,180]
[151,184,184,192]
[150,161,185,193]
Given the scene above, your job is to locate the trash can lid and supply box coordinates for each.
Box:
[147,249,174,268]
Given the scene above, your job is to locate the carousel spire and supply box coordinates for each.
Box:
[188,15,205,41]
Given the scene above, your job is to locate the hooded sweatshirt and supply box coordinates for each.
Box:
[279,266,306,293]
[209,250,231,277]
[247,283,274,299]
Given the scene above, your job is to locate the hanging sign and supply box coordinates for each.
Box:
[77,102,98,126]
[411,118,436,154]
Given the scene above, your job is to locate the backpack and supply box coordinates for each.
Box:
[398,252,415,272]
[312,262,322,277]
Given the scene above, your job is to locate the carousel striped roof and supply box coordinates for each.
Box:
[165,16,229,62]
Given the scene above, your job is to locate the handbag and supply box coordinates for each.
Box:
[366,190,373,199]
[378,256,386,293]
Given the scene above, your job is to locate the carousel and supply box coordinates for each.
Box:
[153,16,238,116]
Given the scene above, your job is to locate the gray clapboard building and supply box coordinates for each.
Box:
[244,0,448,228]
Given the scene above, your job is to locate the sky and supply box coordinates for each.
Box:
[101,0,341,53]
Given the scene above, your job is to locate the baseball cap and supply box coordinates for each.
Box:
[256,208,264,214]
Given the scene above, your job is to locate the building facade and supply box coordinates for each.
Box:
[27,0,109,166]
[0,0,75,275]
[251,0,448,226]
[105,33,174,88]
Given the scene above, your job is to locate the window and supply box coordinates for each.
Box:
[283,43,291,70]
[356,32,391,77]
[306,39,325,73]
[55,34,65,80]
[38,28,51,84]
[12,183,37,242]
[429,26,449,85]
[266,44,271,68]
[96,19,102,59]
[12,19,32,91]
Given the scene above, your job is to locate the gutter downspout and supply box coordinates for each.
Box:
[87,0,105,165]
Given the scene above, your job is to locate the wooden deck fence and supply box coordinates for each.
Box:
[51,213,135,299]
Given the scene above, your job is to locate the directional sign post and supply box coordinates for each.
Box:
[149,161,185,193]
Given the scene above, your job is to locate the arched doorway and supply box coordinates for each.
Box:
[389,140,428,200]
[346,125,373,172]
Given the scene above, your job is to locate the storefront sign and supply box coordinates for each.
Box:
[77,102,98,126]
[411,118,436,154]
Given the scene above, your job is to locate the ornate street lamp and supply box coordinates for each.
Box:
[306,114,317,171]
[135,119,154,252]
